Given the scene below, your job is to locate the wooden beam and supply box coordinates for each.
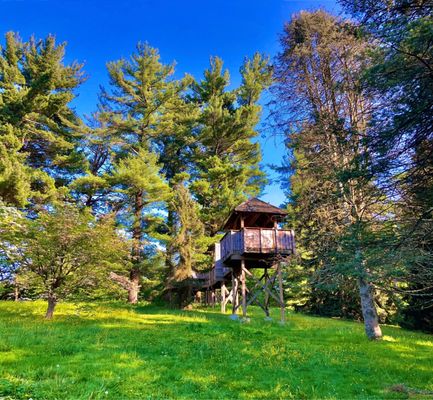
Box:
[232,268,239,316]
[246,212,260,227]
[241,259,247,318]
[211,289,216,308]
[277,263,286,323]
[221,282,226,313]
[264,268,270,317]
[242,266,253,277]
[246,274,276,308]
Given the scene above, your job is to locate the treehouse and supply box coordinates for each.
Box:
[197,198,295,322]
[219,197,295,267]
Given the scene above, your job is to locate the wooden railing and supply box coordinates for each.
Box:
[220,228,295,261]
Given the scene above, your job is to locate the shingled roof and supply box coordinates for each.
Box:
[222,198,287,230]
[234,198,288,215]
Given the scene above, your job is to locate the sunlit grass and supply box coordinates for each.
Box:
[0,301,432,399]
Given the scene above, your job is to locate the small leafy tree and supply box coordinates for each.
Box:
[0,205,128,318]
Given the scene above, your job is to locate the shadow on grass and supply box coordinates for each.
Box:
[0,301,432,399]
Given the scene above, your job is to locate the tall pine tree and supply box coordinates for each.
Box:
[190,55,271,235]
[96,44,187,303]
[0,32,85,208]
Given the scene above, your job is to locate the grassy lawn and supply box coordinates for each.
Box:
[0,301,432,399]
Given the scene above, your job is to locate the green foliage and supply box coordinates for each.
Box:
[272,11,410,339]
[339,0,433,331]
[0,205,129,315]
[190,55,270,235]
[0,301,432,399]
[0,32,85,207]
[169,178,210,280]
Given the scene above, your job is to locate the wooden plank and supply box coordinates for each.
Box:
[259,228,262,252]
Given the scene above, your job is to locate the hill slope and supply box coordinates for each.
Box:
[0,301,432,399]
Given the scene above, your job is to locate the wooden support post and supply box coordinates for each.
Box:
[211,289,216,308]
[264,268,270,317]
[241,259,247,318]
[277,263,286,323]
[221,282,226,313]
[232,268,239,315]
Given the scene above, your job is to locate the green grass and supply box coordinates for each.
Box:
[0,301,432,399]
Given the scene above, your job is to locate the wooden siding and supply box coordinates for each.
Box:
[197,242,231,288]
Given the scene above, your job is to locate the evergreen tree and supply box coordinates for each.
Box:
[70,109,118,210]
[273,11,387,339]
[340,0,433,331]
[190,55,271,235]
[98,44,185,303]
[0,32,85,207]
[169,175,209,281]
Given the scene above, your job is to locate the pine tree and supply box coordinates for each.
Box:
[0,32,85,207]
[70,108,119,210]
[190,55,271,235]
[98,44,186,303]
[169,175,208,281]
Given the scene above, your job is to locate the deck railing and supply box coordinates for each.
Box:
[220,228,295,261]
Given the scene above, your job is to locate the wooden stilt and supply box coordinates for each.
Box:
[221,282,226,313]
[264,268,270,317]
[241,259,247,318]
[211,289,216,308]
[232,269,239,315]
[277,262,286,323]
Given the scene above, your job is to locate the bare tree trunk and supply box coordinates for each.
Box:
[14,285,19,302]
[358,277,382,340]
[128,268,140,304]
[45,295,57,319]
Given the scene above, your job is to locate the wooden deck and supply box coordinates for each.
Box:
[220,228,295,262]
[194,228,295,289]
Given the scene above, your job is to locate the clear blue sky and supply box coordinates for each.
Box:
[1,0,339,207]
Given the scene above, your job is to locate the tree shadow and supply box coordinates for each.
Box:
[1,301,432,399]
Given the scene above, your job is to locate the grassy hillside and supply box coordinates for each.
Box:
[0,301,432,399]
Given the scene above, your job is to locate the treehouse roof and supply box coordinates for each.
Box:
[222,198,287,230]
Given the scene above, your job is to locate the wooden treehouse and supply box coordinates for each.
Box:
[195,198,295,322]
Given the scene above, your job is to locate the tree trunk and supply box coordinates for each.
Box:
[358,277,382,340]
[14,285,19,302]
[45,295,57,319]
[128,268,140,304]
[165,208,175,280]
[128,191,144,304]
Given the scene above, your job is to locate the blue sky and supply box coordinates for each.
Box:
[1,0,340,207]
